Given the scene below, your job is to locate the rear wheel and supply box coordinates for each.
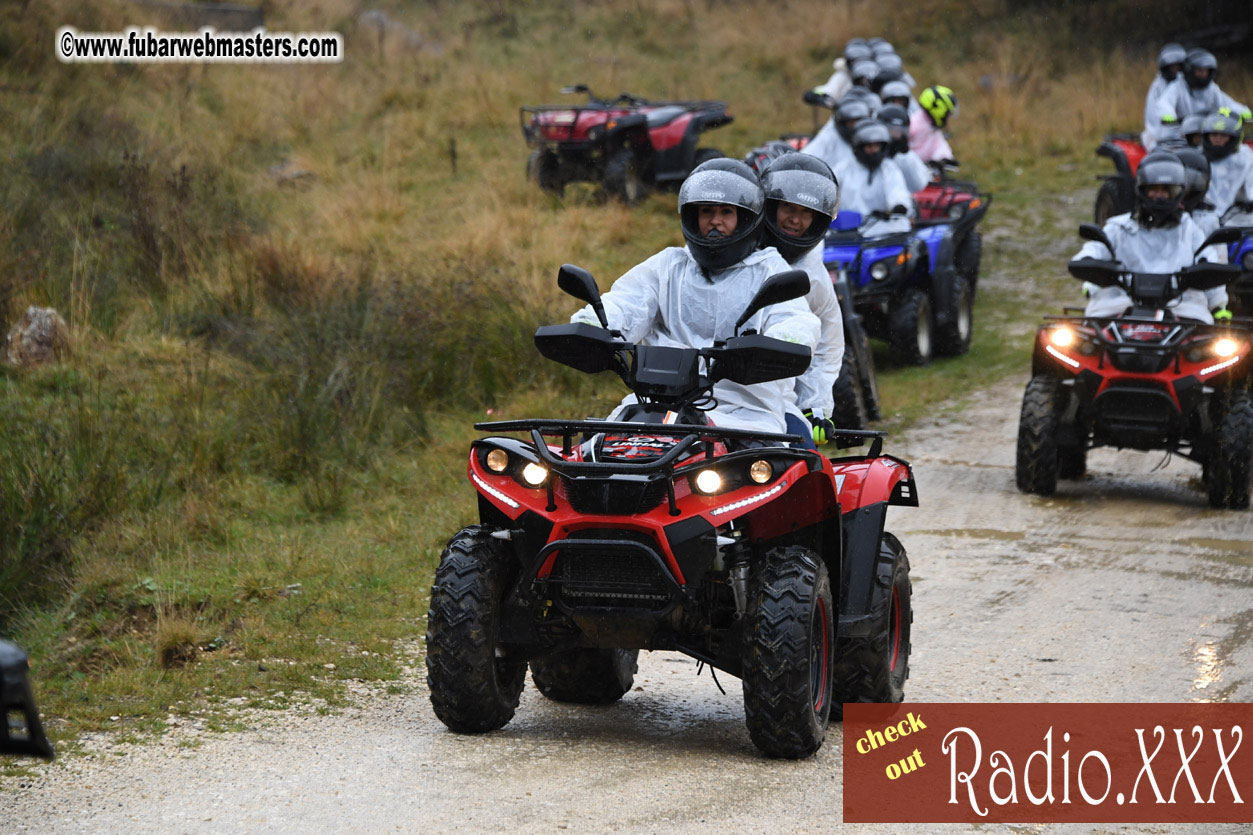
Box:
[888,288,932,366]
[1206,391,1253,509]
[934,275,974,357]
[831,357,869,430]
[530,648,639,704]
[832,533,911,718]
[1016,375,1062,495]
[852,317,882,420]
[604,148,650,205]
[426,526,526,733]
[692,147,724,171]
[742,546,833,759]
[527,149,564,195]
[954,230,983,291]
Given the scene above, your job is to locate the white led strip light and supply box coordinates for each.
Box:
[471,472,520,509]
[709,482,785,516]
[1200,355,1242,376]
[1045,344,1080,369]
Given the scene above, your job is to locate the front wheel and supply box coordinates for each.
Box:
[954,230,983,292]
[830,357,870,430]
[832,532,911,718]
[604,148,650,205]
[691,147,725,171]
[1016,375,1062,495]
[530,648,639,704]
[426,526,526,733]
[742,546,834,759]
[888,288,933,366]
[526,149,564,195]
[856,321,883,420]
[1206,391,1253,509]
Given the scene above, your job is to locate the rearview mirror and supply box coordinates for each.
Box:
[560,84,590,96]
[557,264,609,329]
[735,269,811,333]
[1196,226,1243,255]
[1078,223,1114,252]
[802,90,835,109]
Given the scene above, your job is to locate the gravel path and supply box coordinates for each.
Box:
[7,378,1253,833]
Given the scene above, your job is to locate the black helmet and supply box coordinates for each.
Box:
[879,79,912,109]
[1183,49,1217,90]
[1174,146,1211,212]
[851,120,891,170]
[1157,43,1186,82]
[1132,151,1187,228]
[742,139,796,176]
[1182,113,1206,147]
[842,86,882,114]
[834,97,873,142]
[760,153,841,262]
[870,66,904,94]
[875,52,904,74]
[844,41,873,66]
[878,104,911,155]
[1202,111,1243,161]
[868,38,894,56]
[678,159,766,274]
[850,58,880,88]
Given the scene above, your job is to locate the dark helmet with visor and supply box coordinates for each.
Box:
[742,139,796,176]
[879,79,912,109]
[870,66,904,94]
[678,159,766,274]
[875,52,904,74]
[1157,43,1186,82]
[759,153,841,262]
[1173,146,1211,212]
[877,104,912,155]
[868,39,894,56]
[1182,113,1206,147]
[1184,49,1217,90]
[834,97,873,142]
[851,59,880,88]
[844,41,873,66]
[1132,151,1187,228]
[1202,111,1243,161]
[851,119,892,170]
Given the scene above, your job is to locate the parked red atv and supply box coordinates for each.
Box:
[426,265,918,758]
[1016,223,1250,508]
[521,85,732,204]
[1094,132,1253,223]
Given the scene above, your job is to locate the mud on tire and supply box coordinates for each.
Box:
[832,532,911,718]
[854,321,882,420]
[1206,391,1253,510]
[742,546,834,759]
[831,356,870,430]
[530,648,639,704]
[1016,375,1062,495]
[888,288,932,366]
[934,274,973,357]
[426,526,526,733]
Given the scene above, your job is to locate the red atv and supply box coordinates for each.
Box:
[426,265,918,758]
[1095,132,1253,223]
[1016,223,1250,508]
[521,85,732,204]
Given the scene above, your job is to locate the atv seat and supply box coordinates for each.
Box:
[644,106,687,127]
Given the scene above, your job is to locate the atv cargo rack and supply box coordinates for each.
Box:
[520,99,730,146]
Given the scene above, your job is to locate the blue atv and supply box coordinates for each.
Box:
[823,197,991,365]
[1227,221,1253,316]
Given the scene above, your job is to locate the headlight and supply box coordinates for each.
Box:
[1049,327,1076,348]
[520,462,549,487]
[694,469,723,494]
[948,204,966,219]
[1242,250,1253,271]
[1214,337,1239,358]
[749,460,773,484]
[486,449,509,473]
[869,260,890,280]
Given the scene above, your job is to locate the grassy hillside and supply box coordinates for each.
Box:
[1,0,1251,754]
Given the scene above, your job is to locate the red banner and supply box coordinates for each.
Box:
[843,703,1253,823]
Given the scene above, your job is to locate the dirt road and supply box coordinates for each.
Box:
[8,378,1253,833]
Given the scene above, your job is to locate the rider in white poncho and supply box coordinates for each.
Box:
[570,159,820,436]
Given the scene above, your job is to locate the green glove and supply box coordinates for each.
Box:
[804,410,835,445]
[1214,307,1233,323]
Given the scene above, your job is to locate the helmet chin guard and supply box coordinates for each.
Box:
[678,159,765,274]
[759,154,840,263]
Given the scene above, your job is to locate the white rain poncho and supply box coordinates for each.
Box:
[570,246,820,435]
[786,244,844,423]
[893,149,932,194]
[1154,77,1249,145]
[815,58,852,100]
[1205,144,1253,217]
[1075,213,1225,322]
[832,155,914,236]
[1141,75,1172,149]
[803,119,855,171]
